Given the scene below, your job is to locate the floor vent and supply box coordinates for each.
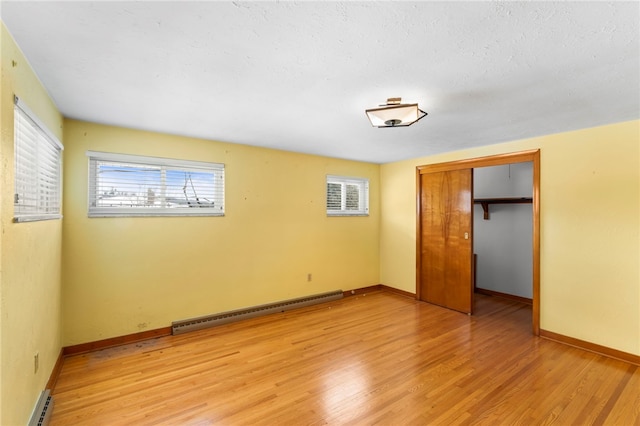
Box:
[29,390,54,426]
[172,290,343,335]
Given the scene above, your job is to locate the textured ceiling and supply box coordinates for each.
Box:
[2,1,639,164]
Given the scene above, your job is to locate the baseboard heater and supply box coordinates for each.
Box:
[29,390,54,426]
[172,290,343,335]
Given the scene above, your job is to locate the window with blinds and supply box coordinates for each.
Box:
[13,96,63,223]
[326,175,369,216]
[87,151,224,217]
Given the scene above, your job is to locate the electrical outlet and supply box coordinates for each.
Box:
[34,353,39,374]
[307,273,312,282]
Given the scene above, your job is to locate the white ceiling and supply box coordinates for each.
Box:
[2,1,639,164]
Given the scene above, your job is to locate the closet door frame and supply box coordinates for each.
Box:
[416,149,540,335]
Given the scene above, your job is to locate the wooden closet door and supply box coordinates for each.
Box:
[418,169,473,314]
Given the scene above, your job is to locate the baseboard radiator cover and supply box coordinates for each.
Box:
[172,290,344,335]
[28,390,54,426]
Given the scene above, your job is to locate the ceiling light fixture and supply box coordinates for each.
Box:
[365,97,427,128]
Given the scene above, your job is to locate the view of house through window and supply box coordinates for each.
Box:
[87,151,224,217]
[326,175,369,216]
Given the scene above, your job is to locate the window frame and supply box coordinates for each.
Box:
[87,151,225,218]
[326,175,369,216]
[13,96,64,223]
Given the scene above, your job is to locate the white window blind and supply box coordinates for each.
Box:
[326,175,369,216]
[87,151,225,217]
[13,96,63,222]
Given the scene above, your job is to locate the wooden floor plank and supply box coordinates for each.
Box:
[50,292,639,425]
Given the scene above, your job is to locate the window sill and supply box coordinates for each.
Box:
[13,214,63,223]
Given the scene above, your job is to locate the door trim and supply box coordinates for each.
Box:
[416,149,541,335]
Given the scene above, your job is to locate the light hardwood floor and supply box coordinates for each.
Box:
[50,291,639,425]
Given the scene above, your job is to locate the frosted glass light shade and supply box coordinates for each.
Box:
[365,103,427,127]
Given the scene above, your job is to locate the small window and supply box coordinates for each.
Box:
[13,96,63,223]
[87,151,224,217]
[326,175,369,216]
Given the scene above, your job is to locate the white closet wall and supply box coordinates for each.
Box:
[473,163,533,298]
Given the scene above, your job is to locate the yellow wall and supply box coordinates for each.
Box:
[380,120,640,355]
[62,120,380,345]
[0,23,64,425]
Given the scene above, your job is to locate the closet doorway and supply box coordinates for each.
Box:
[416,150,540,335]
[474,162,533,305]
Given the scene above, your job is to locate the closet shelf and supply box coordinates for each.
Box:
[474,197,532,220]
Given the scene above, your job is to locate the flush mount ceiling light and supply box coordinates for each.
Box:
[365,97,427,128]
